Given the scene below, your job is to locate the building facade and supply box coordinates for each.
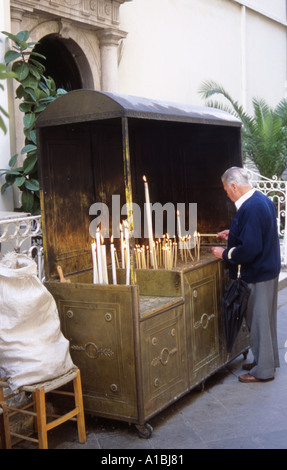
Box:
[0,0,287,210]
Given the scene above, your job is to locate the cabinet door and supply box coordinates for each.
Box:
[140,303,188,418]
[184,263,222,385]
[47,283,139,421]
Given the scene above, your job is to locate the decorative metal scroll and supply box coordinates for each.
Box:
[151,347,178,367]
[246,169,287,265]
[0,215,44,279]
[71,342,114,359]
[194,312,215,330]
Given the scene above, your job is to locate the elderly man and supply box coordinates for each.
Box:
[212,166,281,383]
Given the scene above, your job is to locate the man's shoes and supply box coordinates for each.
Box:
[242,361,256,371]
[238,373,274,383]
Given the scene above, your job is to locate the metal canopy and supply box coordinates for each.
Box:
[36,89,242,128]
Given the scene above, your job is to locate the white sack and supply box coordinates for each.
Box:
[0,252,74,390]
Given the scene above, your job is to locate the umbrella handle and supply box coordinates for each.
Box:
[237,265,241,278]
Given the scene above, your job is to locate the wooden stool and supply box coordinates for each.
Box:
[0,401,11,449]
[0,368,86,449]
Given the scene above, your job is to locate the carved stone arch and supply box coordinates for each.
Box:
[9,0,130,164]
[28,20,99,90]
[10,18,101,160]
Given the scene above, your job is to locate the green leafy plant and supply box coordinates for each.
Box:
[198,80,287,178]
[0,30,66,214]
[0,63,17,134]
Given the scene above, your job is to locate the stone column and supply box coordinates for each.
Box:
[9,6,26,208]
[97,28,127,92]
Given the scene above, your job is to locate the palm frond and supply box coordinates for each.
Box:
[198,80,287,178]
[198,79,253,132]
[203,99,235,116]
[275,98,287,127]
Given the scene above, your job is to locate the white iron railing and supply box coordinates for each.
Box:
[0,214,44,280]
[246,169,287,266]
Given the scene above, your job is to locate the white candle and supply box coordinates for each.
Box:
[101,237,108,284]
[124,221,130,285]
[143,175,154,267]
[95,229,103,284]
[193,231,200,261]
[91,241,98,284]
[110,236,117,285]
[177,210,182,238]
[200,234,218,237]
[115,248,120,268]
[120,223,125,269]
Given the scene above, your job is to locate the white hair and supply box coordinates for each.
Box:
[221,167,251,187]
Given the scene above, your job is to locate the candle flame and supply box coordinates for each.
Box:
[111,236,114,244]
[143,175,147,182]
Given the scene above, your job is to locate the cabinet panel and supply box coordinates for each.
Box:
[48,283,139,420]
[184,264,221,385]
[140,303,188,417]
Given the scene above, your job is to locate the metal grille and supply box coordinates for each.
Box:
[247,169,287,266]
[0,214,44,280]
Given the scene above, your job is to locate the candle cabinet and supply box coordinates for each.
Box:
[36,91,249,437]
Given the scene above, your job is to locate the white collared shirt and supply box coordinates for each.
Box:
[235,188,256,211]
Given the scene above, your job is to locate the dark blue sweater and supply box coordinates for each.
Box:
[222,191,281,283]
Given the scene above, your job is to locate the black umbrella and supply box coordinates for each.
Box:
[223,267,251,353]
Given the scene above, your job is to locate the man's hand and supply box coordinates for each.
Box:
[212,246,225,259]
[217,230,229,241]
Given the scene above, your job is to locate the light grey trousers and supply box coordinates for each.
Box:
[245,277,280,379]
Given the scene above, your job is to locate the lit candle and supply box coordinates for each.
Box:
[159,238,162,267]
[110,236,117,285]
[153,241,158,269]
[101,236,108,284]
[193,231,197,260]
[120,223,125,269]
[91,241,98,284]
[200,233,218,237]
[177,210,182,238]
[174,241,177,267]
[115,248,120,269]
[187,235,194,261]
[124,220,130,285]
[143,175,154,268]
[95,228,103,284]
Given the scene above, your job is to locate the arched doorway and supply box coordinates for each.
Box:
[32,34,93,91]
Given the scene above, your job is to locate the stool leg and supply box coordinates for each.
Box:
[35,388,48,449]
[73,370,86,444]
[0,401,11,449]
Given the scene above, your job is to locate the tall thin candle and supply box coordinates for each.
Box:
[95,228,103,284]
[143,175,154,268]
[120,224,125,269]
[101,236,108,284]
[91,241,98,284]
[110,236,117,285]
[124,221,130,285]
[177,210,182,238]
